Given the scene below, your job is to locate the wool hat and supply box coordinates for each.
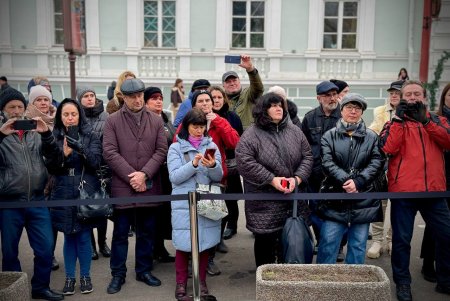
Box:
[29,85,52,104]
[340,93,367,111]
[0,88,27,111]
[387,80,405,92]
[268,85,287,100]
[121,79,145,95]
[144,87,163,102]
[191,90,213,107]
[222,71,239,82]
[191,79,211,91]
[316,81,339,95]
[76,86,96,101]
[330,79,349,94]
[0,76,7,81]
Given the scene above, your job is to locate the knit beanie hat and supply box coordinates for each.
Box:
[0,88,27,111]
[191,90,213,107]
[144,87,163,102]
[29,85,52,104]
[76,86,96,102]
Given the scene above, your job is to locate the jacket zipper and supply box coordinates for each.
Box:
[418,126,428,191]
[21,135,32,200]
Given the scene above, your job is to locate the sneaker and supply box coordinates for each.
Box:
[62,277,76,295]
[80,276,93,294]
[336,246,345,263]
[396,284,412,301]
[367,241,383,259]
[207,258,221,276]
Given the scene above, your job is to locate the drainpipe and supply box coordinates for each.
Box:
[407,0,415,76]
[419,0,432,82]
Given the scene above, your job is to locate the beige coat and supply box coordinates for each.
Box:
[368,99,394,135]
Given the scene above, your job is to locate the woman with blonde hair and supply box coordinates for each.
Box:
[106,71,136,114]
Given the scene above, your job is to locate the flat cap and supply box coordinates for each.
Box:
[121,78,145,95]
[341,93,367,111]
[191,79,211,91]
[316,81,339,95]
[387,80,405,92]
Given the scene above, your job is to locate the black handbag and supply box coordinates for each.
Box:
[77,167,113,221]
[281,185,314,264]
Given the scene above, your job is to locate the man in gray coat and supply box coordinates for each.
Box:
[103,78,168,294]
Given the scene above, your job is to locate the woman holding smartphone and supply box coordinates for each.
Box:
[45,98,102,296]
[168,109,223,300]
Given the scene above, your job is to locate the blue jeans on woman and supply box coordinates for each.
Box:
[316,220,369,264]
[63,228,92,278]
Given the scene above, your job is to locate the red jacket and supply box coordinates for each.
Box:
[380,114,450,192]
[175,113,240,181]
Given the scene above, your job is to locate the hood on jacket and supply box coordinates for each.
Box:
[54,98,92,136]
[253,93,288,131]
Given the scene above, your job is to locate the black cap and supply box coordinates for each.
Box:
[387,80,405,92]
[121,79,145,95]
[330,79,349,94]
[0,76,7,81]
[0,88,27,111]
[144,87,162,101]
[191,90,213,107]
[191,79,211,91]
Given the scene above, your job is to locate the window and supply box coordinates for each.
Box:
[232,0,265,48]
[144,0,176,48]
[323,1,358,49]
[54,0,64,45]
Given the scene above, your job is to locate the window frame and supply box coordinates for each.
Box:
[231,0,266,49]
[143,0,176,49]
[53,0,64,46]
[322,0,359,50]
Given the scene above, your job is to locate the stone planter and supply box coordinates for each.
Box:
[256,264,390,301]
[0,272,30,301]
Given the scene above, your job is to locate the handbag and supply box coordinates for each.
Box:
[281,184,314,264]
[77,167,113,221]
[196,183,228,221]
[225,157,238,176]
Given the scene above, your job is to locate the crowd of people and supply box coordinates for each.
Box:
[0,61,449,301]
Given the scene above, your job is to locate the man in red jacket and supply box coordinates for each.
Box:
[103,78,168,294]
[380,80,450,301]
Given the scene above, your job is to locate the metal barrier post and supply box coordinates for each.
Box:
[188,191,201,301]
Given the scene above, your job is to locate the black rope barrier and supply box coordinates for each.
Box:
[1,191,449,209]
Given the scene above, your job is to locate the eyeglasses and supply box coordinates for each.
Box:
[343,105,362,112]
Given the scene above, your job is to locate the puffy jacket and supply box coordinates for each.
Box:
[227,69,264,130]
[236,113,313,234]
[103,105,168,208]
[168,136,223,252]
[83,99,108,137]
[301,105,341,191]
[0,125,59,202]
[318,119,384,224]
[380,113,450,192]
[45,99,102,234]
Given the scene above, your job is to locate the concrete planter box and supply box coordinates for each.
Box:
[256,264,390,301]
[0,272,30,301]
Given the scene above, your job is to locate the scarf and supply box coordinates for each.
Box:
[188,135,203,149]
[341,118,362,133]
[24,103,56,131]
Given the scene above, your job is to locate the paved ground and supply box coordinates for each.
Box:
[3,202,448,301]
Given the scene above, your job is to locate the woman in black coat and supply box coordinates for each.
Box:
[236,93,313,267]
[45,98,102,295]
[316,93,384,265]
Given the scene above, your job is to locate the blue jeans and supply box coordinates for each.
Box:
[391,198,450,286]
[0,206,53,293]
[63,228,92,278]
[110,207,156,278]
[316,220,369,264]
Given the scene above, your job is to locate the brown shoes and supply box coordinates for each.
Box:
[175,283,187,300]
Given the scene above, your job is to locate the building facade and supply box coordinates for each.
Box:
[1,0,449,123]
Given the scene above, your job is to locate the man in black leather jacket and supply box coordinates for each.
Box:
[0,88,63,301]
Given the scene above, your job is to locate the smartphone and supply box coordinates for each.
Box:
[281,179,289,189]
[224,55,241,64]
[13,119,37,131]
[204,148,216,158]
[66,125,79,140]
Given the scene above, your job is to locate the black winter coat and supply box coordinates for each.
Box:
[318,119,384,224]
[83,99,108,137]
[45,99,102,234]
[236,113,313,234]
[301,105,341,191]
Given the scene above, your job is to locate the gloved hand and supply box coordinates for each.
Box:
[66,135,85,154]
[407,101,429,124]
[395,100,409,119]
